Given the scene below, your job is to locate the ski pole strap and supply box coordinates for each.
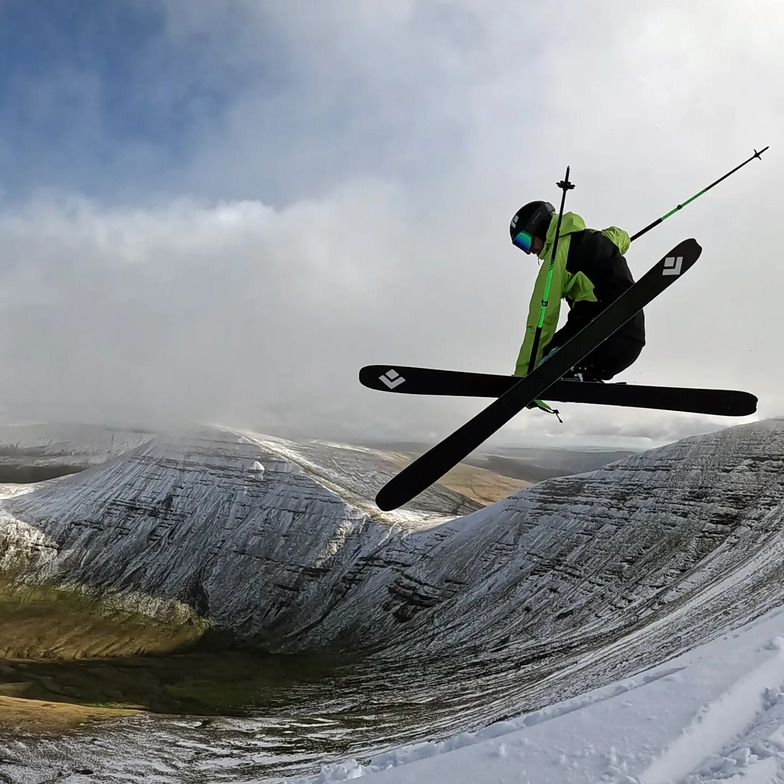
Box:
[533,400,563,423]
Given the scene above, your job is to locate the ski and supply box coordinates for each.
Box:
[359,365,757,417]
[375,238,702,511]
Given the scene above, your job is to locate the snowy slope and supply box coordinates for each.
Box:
[0,428,481,654]
[3,419,784,781]
[3,420,782,659]
[304,606,784,784]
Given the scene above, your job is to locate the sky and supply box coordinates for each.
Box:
[0,0,780,446]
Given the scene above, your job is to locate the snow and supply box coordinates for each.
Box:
[5,419,784,781]
[298,609,784,784]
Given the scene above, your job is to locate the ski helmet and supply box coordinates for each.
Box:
[510,201,555,251]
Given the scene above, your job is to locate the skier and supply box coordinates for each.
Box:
[510,201,645,381]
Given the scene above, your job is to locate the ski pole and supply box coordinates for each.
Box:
[630,145,769,242]
[526,166,575,375]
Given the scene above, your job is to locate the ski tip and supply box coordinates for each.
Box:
[359,365,409,392]
[376,472,418,510]
[359,365,390,387]
[671,237,702,265]
[739,392,759,416]
[375,488,401,512]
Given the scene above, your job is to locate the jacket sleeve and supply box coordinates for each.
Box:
[513,259,566,376]
[552,299,602,346]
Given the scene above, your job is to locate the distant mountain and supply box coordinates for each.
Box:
[467,445,638,481]
[364,439,637,482]
[0,423,156,482]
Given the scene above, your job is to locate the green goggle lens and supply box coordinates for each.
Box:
[513,231,533,251]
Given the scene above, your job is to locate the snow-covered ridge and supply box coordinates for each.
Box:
[303,608,784,784]
[0,426,480,653]
[2,419,784,666]
[4,420,784,782]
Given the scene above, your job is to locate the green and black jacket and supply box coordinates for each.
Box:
[514,212,645,377]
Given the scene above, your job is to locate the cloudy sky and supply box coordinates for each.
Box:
[0,0,779,447]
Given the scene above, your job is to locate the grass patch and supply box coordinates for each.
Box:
[0,694,136,733]
[0,650,342,731]
[0,579,210,659]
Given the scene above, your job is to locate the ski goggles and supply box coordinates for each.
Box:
[512,230,534,252]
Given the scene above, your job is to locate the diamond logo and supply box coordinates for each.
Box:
[662,256,683,276]
[380,369,406,389]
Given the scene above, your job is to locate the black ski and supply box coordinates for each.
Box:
[359,365,757,417]
[375,238,702,511]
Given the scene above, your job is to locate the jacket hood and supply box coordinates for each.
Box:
[600,226,631,255]
[545,212,585,243]
[541,212,585,262]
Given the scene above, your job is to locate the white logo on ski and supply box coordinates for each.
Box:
[380,369,406,389]
[662,256,683,276]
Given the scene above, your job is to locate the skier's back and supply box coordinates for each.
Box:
[510,201,645,381]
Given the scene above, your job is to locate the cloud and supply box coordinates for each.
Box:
[0,185,764,446]
[0,0,780,446]
[0,186,447,431]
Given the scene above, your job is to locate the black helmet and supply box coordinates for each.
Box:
[509,201,555,248]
